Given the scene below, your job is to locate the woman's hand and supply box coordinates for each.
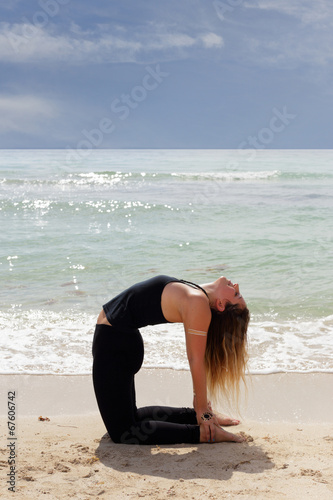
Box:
[199,420,218,443]
[195,407,220,442]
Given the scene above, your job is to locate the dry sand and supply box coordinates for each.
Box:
[1,371,332,499]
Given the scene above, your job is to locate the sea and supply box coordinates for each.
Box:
[1,149,332,375]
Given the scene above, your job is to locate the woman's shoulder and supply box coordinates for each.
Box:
[181,290,211,324]
[182,295,211,333]
[161,280,210,324]
[166,280,210,304]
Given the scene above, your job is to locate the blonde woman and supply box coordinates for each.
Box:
[93,275,249,444]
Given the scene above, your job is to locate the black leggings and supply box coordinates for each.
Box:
[92,324,200,445]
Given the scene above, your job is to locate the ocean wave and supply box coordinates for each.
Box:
[0,310,332,375]
[171,170,280,181]
[2,168,333,190]
[59,171,128,186]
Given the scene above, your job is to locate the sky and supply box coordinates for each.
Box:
[0,0,332,149]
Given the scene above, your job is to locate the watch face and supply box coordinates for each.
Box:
[201,411,213,421]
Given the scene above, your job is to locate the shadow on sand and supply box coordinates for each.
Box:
[95,432,274,482]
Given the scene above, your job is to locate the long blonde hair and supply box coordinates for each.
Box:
[205,303,250,403]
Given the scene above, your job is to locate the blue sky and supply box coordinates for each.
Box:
[0,0,332,148]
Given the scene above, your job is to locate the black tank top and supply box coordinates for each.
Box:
[103,275,208,329]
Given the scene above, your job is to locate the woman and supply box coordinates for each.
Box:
[92,274,250,445]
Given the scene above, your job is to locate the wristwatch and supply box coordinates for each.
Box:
[201,411,213,422]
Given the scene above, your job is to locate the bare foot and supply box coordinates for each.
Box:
[215,426,245,443]
[216,414,240,426]
[200,425,245,443]
[206,403,240,426]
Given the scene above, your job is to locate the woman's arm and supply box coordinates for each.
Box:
[186,333,209,412]
[183,296,219,441]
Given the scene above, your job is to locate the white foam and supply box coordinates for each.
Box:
[0,310,95,375]
[171,170,280,181]
[1,310,332,375]
[58,172,128,187]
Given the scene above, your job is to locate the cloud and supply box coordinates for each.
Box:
[0,22,224,64]
[240,1,333,68]
[201,33,224,49]
[0,94,58,133]
[244,0,333,26]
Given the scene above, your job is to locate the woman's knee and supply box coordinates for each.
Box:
[108,427,140,445]
[109,421,155,445]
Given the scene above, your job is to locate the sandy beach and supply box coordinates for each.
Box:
[1,371,333,499]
